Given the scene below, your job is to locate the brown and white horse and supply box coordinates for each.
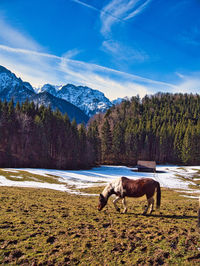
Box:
[98,176,161,215]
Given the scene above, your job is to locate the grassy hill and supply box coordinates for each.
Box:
[0,186,199,265]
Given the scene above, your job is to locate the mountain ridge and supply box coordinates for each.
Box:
[30,91,89,124]
[39,83,113,117]
[0,65,120,122]
[0,66,89,123]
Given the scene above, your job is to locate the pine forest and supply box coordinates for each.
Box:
[0,93,200,169]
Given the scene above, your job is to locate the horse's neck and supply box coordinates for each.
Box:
[102,184,113,200]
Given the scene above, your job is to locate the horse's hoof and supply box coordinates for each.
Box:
[142,212,147,216]
[149,210,154,215]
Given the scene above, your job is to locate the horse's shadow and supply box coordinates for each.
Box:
[148,213,197,219]
[126,212,197,220]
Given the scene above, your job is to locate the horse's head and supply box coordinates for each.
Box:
[98,194,107,211]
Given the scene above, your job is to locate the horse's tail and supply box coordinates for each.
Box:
[156,181,161,209]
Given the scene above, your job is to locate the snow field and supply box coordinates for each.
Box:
[0,165,199,197]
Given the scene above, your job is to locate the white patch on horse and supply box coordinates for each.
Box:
[113,196,121,212]
[102,183,112,199]
[122,198,127,213]
[102,177,124,199]
[113,177,124,196]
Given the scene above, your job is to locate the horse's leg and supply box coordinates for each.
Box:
[113,196,121,212]
[149,197,154,214]
[122,198,127,213]
[143,197,151,215]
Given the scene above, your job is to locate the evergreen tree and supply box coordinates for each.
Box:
[78,123,87,166]
[124,125,138,165]
[182,124,192,165]
[87,120,101,164]
[112,122,125,163]
[101,119,112,163]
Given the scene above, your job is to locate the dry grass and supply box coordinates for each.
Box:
[0,186,199,265]
[0,169,63,184]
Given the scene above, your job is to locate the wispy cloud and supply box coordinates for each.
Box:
[124,0,152,20]
[179,26,200,46]
[0,43,177,99]
[0,45,61,86]
[72,0,151,64]
[0,16,60,83]
[71,0,123,22]
[175,72,200,94]
[72,0,152,37]
[1,16,193,101]
[3,41,199,99]
[100,0,152,37]
[0,17,41,51]
[71,0,102,13]
[0,44,60,59]
[102,39,148,62]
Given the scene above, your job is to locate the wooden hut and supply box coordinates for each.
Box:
[137,160,156,173]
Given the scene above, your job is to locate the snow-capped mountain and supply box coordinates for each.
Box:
[30,92,89,124]
[57,84,113,117]
[0,65,89,123]
[38,83,113,117]
[38,84,62,96]
[0,65,115,122]
[0,66,35,102]
[0,66,34,93]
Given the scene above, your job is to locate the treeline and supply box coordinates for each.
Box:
[88,93,200,165]
[1,93,200,169]
[0,100,96,169]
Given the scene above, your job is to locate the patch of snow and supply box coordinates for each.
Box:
[10,175,23,179]
[181,195,199,199]
[1,169,19,173]
[0,175,68,191]
[0,165,200,197]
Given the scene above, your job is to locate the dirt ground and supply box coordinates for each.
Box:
[0,186,199,265]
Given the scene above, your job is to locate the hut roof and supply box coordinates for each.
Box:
[137,160,156,169]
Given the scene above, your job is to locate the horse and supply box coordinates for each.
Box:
[98,176,161,215]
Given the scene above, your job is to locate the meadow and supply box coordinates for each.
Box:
[0,185,199,265]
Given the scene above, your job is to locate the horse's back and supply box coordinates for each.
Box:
[121,176,157,186]
[121,176,157,198]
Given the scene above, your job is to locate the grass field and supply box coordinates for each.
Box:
[0,186,199,265]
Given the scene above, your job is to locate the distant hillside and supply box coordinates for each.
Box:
[88,93,200,166]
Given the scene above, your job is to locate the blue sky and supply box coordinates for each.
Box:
[0,0,200,100]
